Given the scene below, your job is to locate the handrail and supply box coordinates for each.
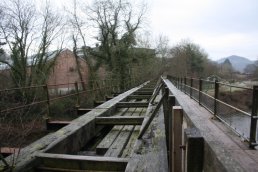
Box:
[0,79,140,114]
[164,75,257,149]
[217,82,252,90]
[0,79,120,93]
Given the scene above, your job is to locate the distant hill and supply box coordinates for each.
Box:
[216,55,254,73]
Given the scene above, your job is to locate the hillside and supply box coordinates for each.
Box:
[217,55,254,73]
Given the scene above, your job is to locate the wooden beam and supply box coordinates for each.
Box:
[7,81,151,171]
[168,95,176,172]
[127,95,151,100]
[172,106,183,172]
[117,102,149,108]
[104,127,134,157]
[184,128,204,172]
[121,108,145,157]
[96,126,124,155]
[138,88,154,91]
[125,101,168,172]
[95,116,144,125]
[138,93,166,139]
[103,105,145,157]
[96,107,130,155]
[36,153,128,171]
[36,166,100,172]
[133,91,153,95]
[149,83,163,104]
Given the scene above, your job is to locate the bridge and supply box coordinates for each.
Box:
[1,76,258,172]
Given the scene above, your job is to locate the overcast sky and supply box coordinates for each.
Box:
[53,0,258,61]
[149,0,258,60]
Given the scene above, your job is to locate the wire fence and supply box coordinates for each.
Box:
[0,78,138,150]
[167,75,258,148]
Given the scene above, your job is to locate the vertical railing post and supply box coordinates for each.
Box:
[178,77,180,89]
[43,85,50,119]
[184,77,186,93]
[250,85,258,149]
[168,95,175,172]
[181,77,183,91]
[184,128,204,172]
[74,82,80,108]
[163,87,169,149]
[190,78,193,98]
[179,77,181,89]
[199,79,202,105]
[111,79,114,94]
[214,80,219,116]
[172,106,183,172]
[178,77,180,90]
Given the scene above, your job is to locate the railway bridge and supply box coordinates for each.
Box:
[1,76,258,172]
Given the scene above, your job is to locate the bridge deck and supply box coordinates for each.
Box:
[164,78,258,171]
[1,81,169,172]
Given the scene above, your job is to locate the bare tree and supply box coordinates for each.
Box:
[88,0,146,89]
[67,0,92,90]
[0,0,64,89]
[155,34,170,75]
[0,0,36,89]
[168,40,208,77]
[0,0,64,168]
[32,1,64,85]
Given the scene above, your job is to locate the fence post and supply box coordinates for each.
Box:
[172,106,183,172]
[178,77,180,89]
[168,95,175,172]
[43,85,50,119]
[190,78,193,98]
[214,80,219,116]
[250,85,258,149]
[178,78,180,90]
[163,87,169,148]
[181,77,183,91]
[184,128,204,172]
[74,82,80,107]
[184,77,186,94]
[199,79,202,105]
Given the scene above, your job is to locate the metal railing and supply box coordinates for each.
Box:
[0,78,139,150]
[168,75,258,148]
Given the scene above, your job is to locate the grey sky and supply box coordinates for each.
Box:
[149,0,258,60]
[53,0,258,61]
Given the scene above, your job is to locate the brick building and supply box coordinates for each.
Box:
[47,49,89,94]
[0,49,89,93]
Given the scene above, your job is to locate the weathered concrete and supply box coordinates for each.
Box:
[163,78,258,172]
[1,81,149,172]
